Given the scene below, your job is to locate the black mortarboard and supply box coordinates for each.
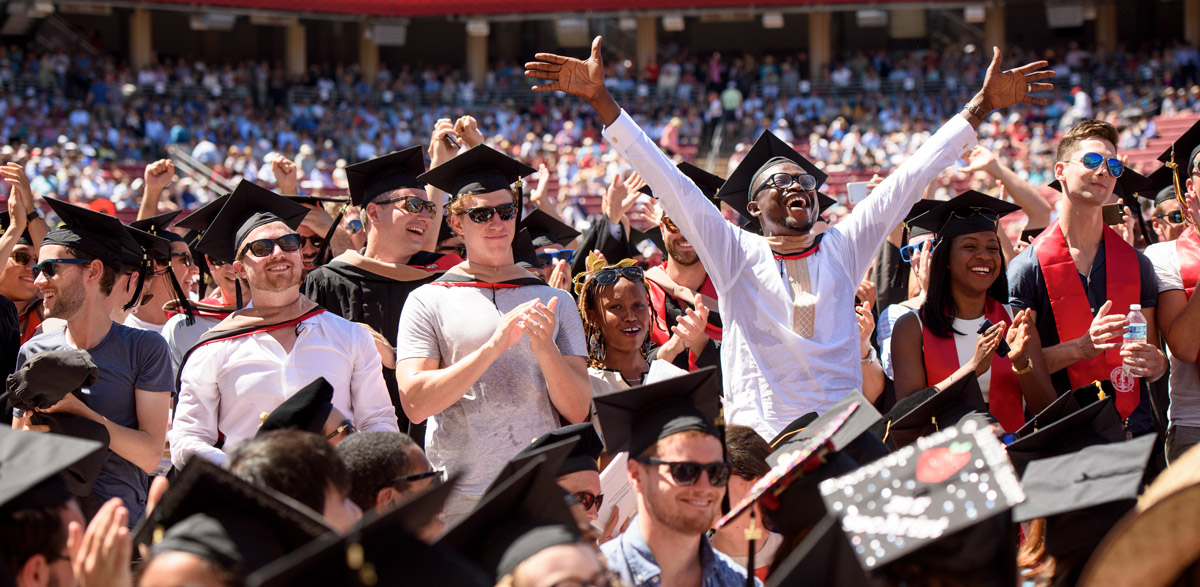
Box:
[195,180,310,264]
[485,434,576,496]
[417,145,536,198]
[1004,395,1126,476]
[1048,166,1152,199]
[257,377,334,436]
[174,195,230,234]
[5,349,97,411]
[819,418,1025,578]
[345,146,427,207]
[1021,227,1046,243]
[875,371,993,446]
[1014,435,1155,560]
[42,197,144,270]
[0,427,106,511]
[135,459,332,577]
[512,228,544,270]
[247,476,489,587]
[767,412,819,449]
[904,199,943,238]
[439,456,583,580]
[0,212,33,246]
[1015,380,1111,438]
[714,129,830,232]
[1130,166,1180,208]
[130,210,185,244]
[1157,118,1200,189]
[907,191,1021,241]
[639,162,727,206]
[126,222,173,263]
[593,366,722,456]
[521,209,580,249]
[632,225,665,253]
[512,423,603,477]
[284,194,350,208]
[766,514,871,587]
[770,392,886,466]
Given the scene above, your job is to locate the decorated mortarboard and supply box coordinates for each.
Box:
[521,209,580,249]
[593,366,723,456]
[134,459,333,578]
[0,427,106,511]
[174,195,230,234]
[714,129,832,232]
[638,162,727,206]
[766,514,871,587]
[907,191,1021,241]
[246,475,489,587]
[130,210,185,244]
[417,145,536,198]
[818,418,1025,577]
[0,212,34,246]
[511,423,602,477]
[485,433,577,495]
[42,197,144,270]
[195,180,311,264]
[904,199,943,238]
[1014,435,1155,561]
[438,455,583,580]
[1157,118,1200,191]
[257,377,335,436]
[1004,395,1126,476]
[345,146,427,207]
[1015,379,1111,438]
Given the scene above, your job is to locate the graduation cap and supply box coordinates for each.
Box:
[1048,167,1151,199]
[521,209,580,249]
[1014,435,1155,561]
[818,418,1025,577]
[769,392,886,468]
[284,194,350,208]
[904,199,943,238]
[714,129,833,233]
[246,475,489,587]
[767,412,818,449]
[484,434,577,495]
[125,222,173,263]
[42,196,144,270]
[134,459,333,578]
[0,211,34,246]
[638,162,727,206]
[907,190,1021,242]
[511,423,603,477]
[632,225,665,254]
[512,228,544,270]
[174,196,230,234]
[4,349,97,411]
[130,210,185,244]
[766,514,871,587]
[1157,118,1200,192]
[593,366,722,456]
[257,377,335,436]
[417,145,536,198]
[438,455,583,580]
[1015,380,1111,438]
[345,146,427,207]
[1004,395,1126,476]
[873,371,992,446]
[195,180,311,264]
[0,427,106,511]
[1020,227,1046,243]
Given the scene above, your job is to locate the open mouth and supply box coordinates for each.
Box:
[680,497,713,509]
[267,264,292,273]
[407,226,425,236]
[969,265,992,276]
[785,194,810,209]
[621,326,641,337]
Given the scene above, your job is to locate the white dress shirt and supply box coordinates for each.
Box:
[602,110,977,439]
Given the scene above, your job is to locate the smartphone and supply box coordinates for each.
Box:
[977,319,1011,358]
[442,134,461,149]
[1102,203,1125,226]
[846,181,871,205]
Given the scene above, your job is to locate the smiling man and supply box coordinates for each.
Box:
[169,180,398,469]
[526,38,1054,438]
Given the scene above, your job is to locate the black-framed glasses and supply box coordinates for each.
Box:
[378,195,438,217]
[462,202,518,224]
[31,258,91,279]
[240,233,302,258]
[634,457,731,487]
[590,266,644,287]
[170,251,192,267]
[753,172,817,197]
[325,419,356,441]
[661,216,679,234]
[572,491,604,511]
[392,469,445,486]
[1156,210,1186,224]
[1073,152,1125,178]
[299,234,326,249]
[537,249,574,265]
[9,250,33,267]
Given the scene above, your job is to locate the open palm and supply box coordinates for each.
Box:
[525,36,607,102]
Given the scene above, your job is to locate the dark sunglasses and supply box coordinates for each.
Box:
[170,251,192,267]
[9,250,34,267]
[1074,152,1125,178]
[392,469,445,486]
[378,195,438,217]
[753,172,817,197]
[325,419,356,441]
[346,218,364,234]
[240,233,302,258]
[661,216,679,234]
[1156,210,1186,224]
[462,202,518,224]
[634,457,732,487]
[899,239,935,263]
[572,491,604,511]
[537,249,575,265]
[31,258,91,279]
[299,234,326,249]
[590,266,644,287]
[438,244,467,259]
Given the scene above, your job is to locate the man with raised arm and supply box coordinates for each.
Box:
[526,38,1053,438]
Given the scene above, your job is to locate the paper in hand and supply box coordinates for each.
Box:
[592,451,637,535]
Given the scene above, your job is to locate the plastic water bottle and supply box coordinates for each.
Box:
[1123,304,1148,376]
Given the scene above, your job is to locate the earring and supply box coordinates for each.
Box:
[588,331,605,362]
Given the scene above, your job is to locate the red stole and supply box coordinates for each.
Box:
[921,298,1025,432]
[1033,220,1141,420]
[1175,227,1200,375]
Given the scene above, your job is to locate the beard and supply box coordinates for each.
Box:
[44,279,85,320]
[246,261,301,293]
[665,239,700,266]
[642,484,717,536]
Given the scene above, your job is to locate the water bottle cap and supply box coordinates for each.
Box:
[1130,304,1141,311]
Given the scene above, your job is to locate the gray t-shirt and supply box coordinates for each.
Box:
[162,313,222,378]
[396,283,586,503]
[18,323,174,523]
[1145,241,1200,428]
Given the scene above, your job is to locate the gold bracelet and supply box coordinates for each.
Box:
[1011,355,1033,375]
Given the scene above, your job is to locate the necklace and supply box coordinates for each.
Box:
[621,372,645,385]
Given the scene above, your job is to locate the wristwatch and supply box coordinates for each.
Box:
[860,347,878,366]
[26,208,42,222]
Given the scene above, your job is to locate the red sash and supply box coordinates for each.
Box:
[921,298,1025,432]
[1033,220,1141,420]
[1174,227,1200,375]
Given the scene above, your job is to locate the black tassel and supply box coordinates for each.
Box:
[123,258,148,311]
[235,280,244,310]
[166,269,195,326]
[313,205,345,268]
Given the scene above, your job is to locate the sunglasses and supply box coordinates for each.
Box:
[572,491,604,511]
[346,218,364,234]
[462,202,518,224]
[899,239,935,263]
[325,419,357,441]
[1156,210,1186,224]
[634,457,732,487]
[240,233,302,259]
[590,266,644,287]
[438,244,467,258]
[299,234,326,249]
[170,251,192,267]
[1072,152,1125,178]
[31,258,91,279]
[392,469,446,486]
[661,216,679,234]
[9,250,34,267]
[378,195,438,217]
[753,172,818,197]
[537,249,574,265]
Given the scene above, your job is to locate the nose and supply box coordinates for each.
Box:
[33,270,47,286]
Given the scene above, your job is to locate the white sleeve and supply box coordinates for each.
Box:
[169,345,228,469]
[347,322,400,432]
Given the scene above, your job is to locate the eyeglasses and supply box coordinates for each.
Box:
[438,244,467,258]
[1071,152,1125,178]
[899,239,936,263]
[31,258,91,279]
[346,218,363,234]
[240,233,302,258]
[753,172,817,198]
[634,457,732,487]
[537,249,574,265]
[589,266,644,287]
[1156,210,1186,224]
[9,250,33,267]
[170,251,192,267]
[661,216,679,234]
[299,234,326,249]
[392,469,446,486]
[572,491,604,511]
[462,202,518,224]
[207,255,227,267]
[378,195,438,217]
[325,419,356,441]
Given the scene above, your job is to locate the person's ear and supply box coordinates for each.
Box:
[376,486,399,512]
[448,214,464,236]
[1053,161,1067,183]
[19,553,48,587]
[627,458,643,491]
[231,259,246,280]
[746,200,761,217]
[365,202,379,223]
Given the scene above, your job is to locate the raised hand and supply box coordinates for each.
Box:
[454,115,486,149]
[143,159,176,197]
[521,297,561,356]
[271,154,297,195]
[1,162,34,215]
[958,145,1000,176]
[68,498,132,587]
[1184,185,1200,229]
[428,118,460,169]
[490,299,540,353]
[526,36,620,125]
[546,258,572,291]
[1006,309,1034,365]
[856,301,875,358]
[972,47,1055,113]
[531,163,552,206]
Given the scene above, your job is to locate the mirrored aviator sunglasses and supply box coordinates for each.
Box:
[241,234,303,258]
[464,203,518,224]
[1079,152,1125,178]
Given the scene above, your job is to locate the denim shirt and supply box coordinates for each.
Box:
[601,518,759,587]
